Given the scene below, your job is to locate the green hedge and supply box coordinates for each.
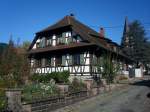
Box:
[31,71,70,83]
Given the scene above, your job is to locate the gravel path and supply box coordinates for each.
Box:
[52,80,150,112]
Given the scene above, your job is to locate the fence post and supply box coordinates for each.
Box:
[5,88,23,112]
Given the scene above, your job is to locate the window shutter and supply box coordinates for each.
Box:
[94,56,97,65]
[41,37,45,48]
[46,57,51,66]
[62,32,66,37]
[92,55,96,65]
[62,37,66,44]
[39,39,42,48]
[49,39,52,45]
[42,58,45,67]
[62,55,66,66]
[69,55,72,65]
[80,54,84,65]
[67,37,72,44]
[51,58,54,66]
[72,37,76,42]
[77,35,82,42]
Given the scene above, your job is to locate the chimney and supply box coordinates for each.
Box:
[70,13,75,18]
[99,27,105,38]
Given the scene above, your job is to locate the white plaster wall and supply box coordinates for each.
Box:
[52,35,56,46]
[32,39,41,49]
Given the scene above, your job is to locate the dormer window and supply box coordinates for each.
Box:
[66,32,71,37]
[55,56,62,66]
[70,34,82,43]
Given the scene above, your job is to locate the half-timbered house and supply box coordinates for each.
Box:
[28,15,132,81]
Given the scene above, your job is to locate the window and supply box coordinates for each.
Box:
[45,57,51,66]
[55,56,62,66]
[73,54,80,65]
[41,58,45,67]
[36,59,41,67]
[67,37,73,44]
[57,37,65,45]
[76,35,82,42]
[72,34,82,43]
[66,32,71,37]
[92,55,97,65]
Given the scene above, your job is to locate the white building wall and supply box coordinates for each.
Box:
[32,39,41,49]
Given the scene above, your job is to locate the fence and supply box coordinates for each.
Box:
[4,86,102,112]
[23,90,88,112]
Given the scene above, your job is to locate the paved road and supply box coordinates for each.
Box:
[53,79,150,112]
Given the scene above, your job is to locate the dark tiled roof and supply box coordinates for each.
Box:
[36,15,106,49]
[28,15,131,60]
[29,15,107,50]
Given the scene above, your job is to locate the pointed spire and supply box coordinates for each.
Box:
[121,17,130,47]
[123,16,129,35]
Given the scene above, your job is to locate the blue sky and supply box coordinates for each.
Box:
[0,0,150,44]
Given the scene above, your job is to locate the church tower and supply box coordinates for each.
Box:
[121,17,133,57]
[121,17,130,48]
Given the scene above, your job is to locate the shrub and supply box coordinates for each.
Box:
[22,80,59,102]
[69,78,87,92]
[0,89,7,110]
[55,71,70,83]
[31,71,70,83]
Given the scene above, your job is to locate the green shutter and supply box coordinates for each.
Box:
[62,37,66,44]
[51,58,54,66]
[42,58,45,67]
[92,55,97,65]
[49,39,52,45]
[69,55,72,65]
[42,38,45,47]
[39,39,42,48]
[94,56,97,65]
[80,54,84,65]
[62,32,66,37]
[62,55,66,66]
[67,38,72,44]
[40,38,45,48]
[77,35,82,41]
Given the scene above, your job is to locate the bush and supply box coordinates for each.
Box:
[54,71,69,83]
[31,71,70,83]
[22,80,59,102]
[0,97,7,110]
[0,89,7,110]
[69,78,87,92]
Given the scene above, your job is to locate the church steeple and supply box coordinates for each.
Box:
[123,16,129,36]
[121,16,130,47]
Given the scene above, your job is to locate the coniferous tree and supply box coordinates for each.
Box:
[121,20,150,66]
